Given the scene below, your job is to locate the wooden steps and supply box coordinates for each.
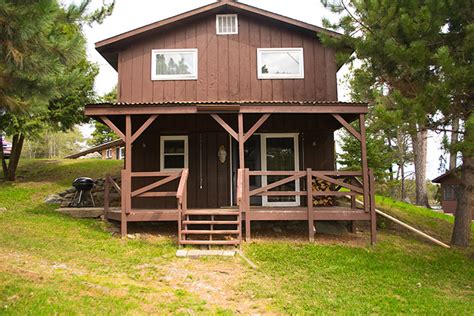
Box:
[182,230,240,235]
[179,240,240,245]
[179,208,242,247]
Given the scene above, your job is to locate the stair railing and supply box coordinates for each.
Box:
[104,174,121,220]
[176,169,189,244]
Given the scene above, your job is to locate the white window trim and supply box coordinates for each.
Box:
[257,48,304,79]
[160,135,189,171]
[119,147,125,160]
[105,148,113,159]
[260,133,300,207]
[151,49,198,81]
[216,14,238,35]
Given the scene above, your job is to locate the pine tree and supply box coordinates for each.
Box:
[0,0,114,180]
[321,0,449,207]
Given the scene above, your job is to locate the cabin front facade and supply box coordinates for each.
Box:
[86,0,376,246]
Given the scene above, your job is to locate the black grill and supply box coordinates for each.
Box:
[73,177,95,191]
[70,177,95,207]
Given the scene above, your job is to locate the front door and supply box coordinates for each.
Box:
[231,133,300,206]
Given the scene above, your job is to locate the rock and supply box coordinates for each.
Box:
[65,187,76,194]
[0,207,7,213]
[176,249,187,257]
[127,234,136,239]
[316,221,348,236]
[44,194,63,204]
[64,193,76,199]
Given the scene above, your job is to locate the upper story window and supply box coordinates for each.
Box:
[216,14,238,35]
[257,48,304,79]
[151,49,198,80]
[160,136,188,171]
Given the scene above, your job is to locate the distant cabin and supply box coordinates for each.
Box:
[432,168,472,217]
[65,139,124,160]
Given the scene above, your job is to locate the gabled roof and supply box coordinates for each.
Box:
[432,167,461,183]
[65,139,124,159]
[96,0,343,70]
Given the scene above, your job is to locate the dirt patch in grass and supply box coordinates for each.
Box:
[161,257,273,314]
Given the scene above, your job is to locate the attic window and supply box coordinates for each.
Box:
[216,14,238,35]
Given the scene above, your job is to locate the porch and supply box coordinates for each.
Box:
[103,168,376,245]
[86,101,376,246]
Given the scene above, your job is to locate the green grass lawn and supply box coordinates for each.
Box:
[0,159,473,314]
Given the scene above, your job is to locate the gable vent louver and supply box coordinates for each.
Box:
[216,14,238,35]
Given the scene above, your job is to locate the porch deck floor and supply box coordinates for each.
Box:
[106,206,369,222]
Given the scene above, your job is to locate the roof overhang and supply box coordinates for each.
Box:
[432,167,461,183]
[96,1,345,70]
[85,101,368,117]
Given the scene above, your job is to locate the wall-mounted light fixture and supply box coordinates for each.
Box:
[218,145,227,163]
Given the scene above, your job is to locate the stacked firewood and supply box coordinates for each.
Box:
[312,179,335,207]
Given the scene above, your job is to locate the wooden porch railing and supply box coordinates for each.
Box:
[106,169,189,237]
[104,174,121,220]
[176,169,189,244]
[237,168,376,243]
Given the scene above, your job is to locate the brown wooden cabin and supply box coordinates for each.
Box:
[85,0,376,246]
[432,168,472,217]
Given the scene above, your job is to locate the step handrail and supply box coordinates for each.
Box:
[176,169,189,206]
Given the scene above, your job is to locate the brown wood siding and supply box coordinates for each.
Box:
[128,114,336,210]
[118,14,338,103]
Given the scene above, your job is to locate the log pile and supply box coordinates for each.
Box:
[312,179,335,207]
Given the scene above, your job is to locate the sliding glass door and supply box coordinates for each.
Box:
[261,134,300,207]
[231,133,300,207]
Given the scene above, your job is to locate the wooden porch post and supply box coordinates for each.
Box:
[369,169,377,245]
[238,114,250,241]
[244,168,251,242]
[122,115,133,238]
[238,113,245,169]
[306,168,315,242]
[359,114,370,213]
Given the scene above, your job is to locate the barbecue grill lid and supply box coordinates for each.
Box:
[72,177,95,189]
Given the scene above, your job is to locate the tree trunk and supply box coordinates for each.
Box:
[451,154,473,247]
[388,138,394,180]
[6,133,25,181]
[0,135,7,179]
[411,128,430,207]
[396,129,406,201]
[401,163,406,201]
[449,118,459,170]
[450,113,473,247]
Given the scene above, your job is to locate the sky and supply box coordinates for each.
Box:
[72,0,446,179]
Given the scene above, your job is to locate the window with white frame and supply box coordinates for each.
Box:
[119,147,125,160]
[216,14,238,35]
[160,136,188,171]
[257,48,304,79]
[105,148,113,159]
[151,49,198,80]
